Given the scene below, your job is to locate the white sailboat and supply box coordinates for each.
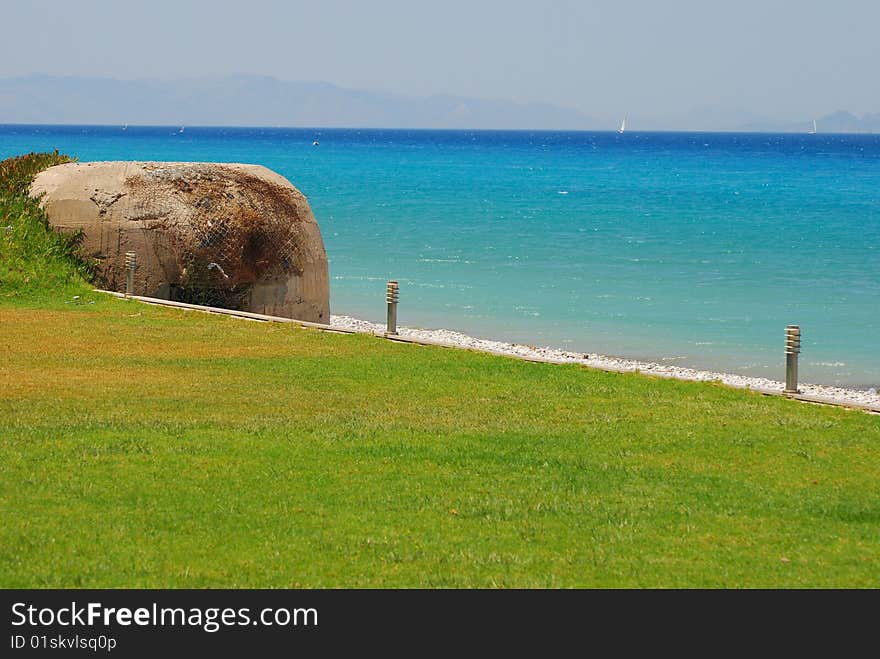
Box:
[808,119,817,134]
[617,116,627,134]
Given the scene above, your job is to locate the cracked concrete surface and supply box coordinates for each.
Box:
[30,161,329,322]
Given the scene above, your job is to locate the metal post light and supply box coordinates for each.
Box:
[386,280,399,335]
[784,325,801,394]
[124,251,137,298]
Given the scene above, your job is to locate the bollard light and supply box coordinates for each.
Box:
[386,280,399,335]
[784,325,801,394]
[124,251,137,298]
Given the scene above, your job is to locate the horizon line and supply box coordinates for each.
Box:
[2,122,877,135]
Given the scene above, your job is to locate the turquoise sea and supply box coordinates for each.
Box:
[2,125,878,387]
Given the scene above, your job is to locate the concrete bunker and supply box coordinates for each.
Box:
[30,161,329,322]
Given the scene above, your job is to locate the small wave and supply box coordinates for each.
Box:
[332,275,385,282]
[557,190,569,195]
[809,361,846,367]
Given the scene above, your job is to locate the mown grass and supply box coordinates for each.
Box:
[0,152,878,588]
[1,298,879,587]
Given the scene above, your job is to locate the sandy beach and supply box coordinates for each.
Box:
[331,314,880,412]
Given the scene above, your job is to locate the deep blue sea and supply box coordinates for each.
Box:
[2,125,878,387]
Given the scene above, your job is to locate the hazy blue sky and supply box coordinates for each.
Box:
[3,0,878,122]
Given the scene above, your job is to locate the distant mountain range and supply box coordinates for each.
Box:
[0,74,596,130]
[738,110,880,133]
[0,74,877,132]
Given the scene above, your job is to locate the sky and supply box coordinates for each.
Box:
[3,0,879,123]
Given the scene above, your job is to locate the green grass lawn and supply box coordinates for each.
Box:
[2,296,879,587]
[1,153,879,588]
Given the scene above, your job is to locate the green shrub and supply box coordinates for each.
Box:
[0,151,95,300]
